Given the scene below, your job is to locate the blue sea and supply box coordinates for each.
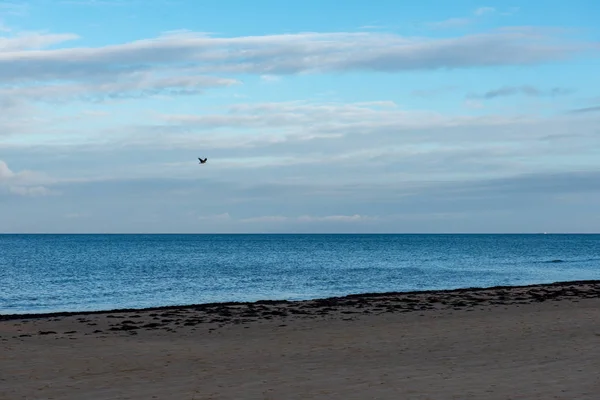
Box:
[1,234,599,315]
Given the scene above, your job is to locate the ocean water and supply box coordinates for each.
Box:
[1,234,599,315]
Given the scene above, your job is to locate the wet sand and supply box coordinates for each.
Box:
[2,280,600,399]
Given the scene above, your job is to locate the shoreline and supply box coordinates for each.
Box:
[3,278,599,321]
[3,279,600,399]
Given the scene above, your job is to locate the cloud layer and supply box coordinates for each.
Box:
[3,28,591,81]
[469,85,575,99]
[0,160,56,197]
[0,27,597,105]
[1,16,599,233]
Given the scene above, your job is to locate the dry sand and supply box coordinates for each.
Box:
[2,281,600,399]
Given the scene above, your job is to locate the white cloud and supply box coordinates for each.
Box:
[0,27,594,86]
[0,15,597,233]
[240,214,376,223]
[198,212,231,221]
[155,100,533,149]
[0,72,240,103]
[0,160,57,197]
[0,160,14,179]
[426,18,472,29]
[297,214,374,222]
[9,185,58,197]
[0,23,594,126]
[2,162,599,232]
[359,25,388,30]
[260,74,282,83]
[5,97,597,191]
[474,7,496,16]
[427,6,498,30]
[0,31,78,51]
[240,215,288,223]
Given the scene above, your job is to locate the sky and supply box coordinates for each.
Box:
[0,0,599,233]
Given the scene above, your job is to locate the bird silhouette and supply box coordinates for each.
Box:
[198,157,207,164]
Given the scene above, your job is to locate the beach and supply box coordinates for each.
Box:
[2,281,600,399]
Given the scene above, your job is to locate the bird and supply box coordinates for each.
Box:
[198,157,207,164]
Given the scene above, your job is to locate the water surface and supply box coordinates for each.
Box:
[1,234,599,314]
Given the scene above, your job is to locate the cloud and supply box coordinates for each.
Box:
[359,25,388,30]
[0,160,57,197]
[198,212,231,221]
[80,99,596,187]
[0,2,28,16]
[468,85,575,100]
[240,215,289,223]
[155,100,532,150]
[463,99,485,109]
[410,86,457,98]
[0,160,14,179]
[0,25,594,111]
[0,31,79,51]
[500,7,520,16]
[6,98,596,180]
[0,73,240,104]
[9,185,58,197]
[426,6,497,30]
[426,18,472,30]
[569,105,600,114]
[448,170,600,198]
[241,214,374,223]
[260,74,282,83]
[297,214,373,222]
[474,7,496,16]
[1,6,598,234]
[0,28,595,85]
[4,169,598,233]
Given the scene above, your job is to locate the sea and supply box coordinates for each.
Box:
[1,234,599,315]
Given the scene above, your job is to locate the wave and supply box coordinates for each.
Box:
[540,258,600,264]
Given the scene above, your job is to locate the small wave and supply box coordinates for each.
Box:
[526,259,566,264]
[541,257,600,264]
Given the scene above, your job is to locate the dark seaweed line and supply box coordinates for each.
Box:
[2,279,600,321]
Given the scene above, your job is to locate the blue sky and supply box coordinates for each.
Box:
[0,0,599,233]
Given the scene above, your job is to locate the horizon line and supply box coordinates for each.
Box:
[1,232,598,235]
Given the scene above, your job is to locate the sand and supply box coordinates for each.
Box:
[2,281,600,399]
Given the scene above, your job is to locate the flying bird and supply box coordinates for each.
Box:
[198,157,207,164]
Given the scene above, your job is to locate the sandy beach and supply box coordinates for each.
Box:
[2,281,600,399]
